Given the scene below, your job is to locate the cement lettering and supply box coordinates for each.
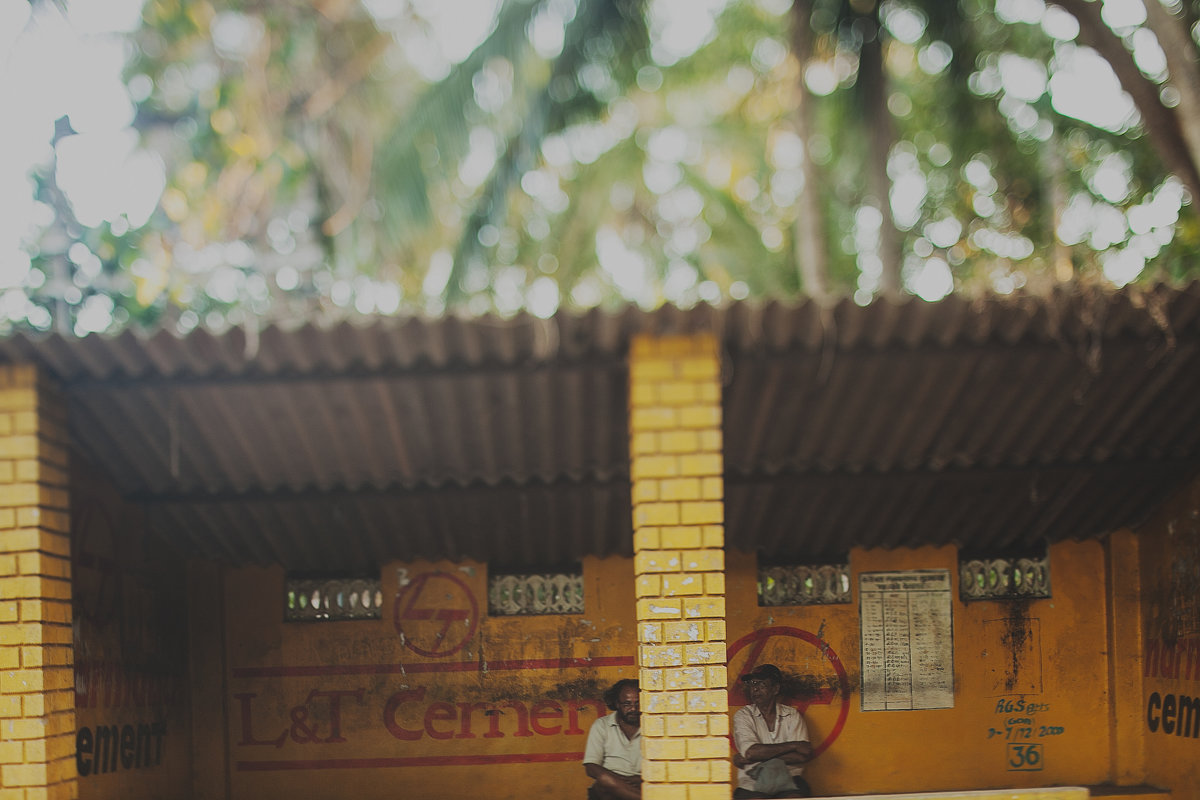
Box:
[381,687,604,741]
[236,685,605,749]
[76,722,167,776]
[1146,692,1200,738]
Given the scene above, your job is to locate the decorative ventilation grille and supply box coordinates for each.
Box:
[959,556,1051,601]
[488,572,584,616]
[286,577,383,621]
[758,564,852,606]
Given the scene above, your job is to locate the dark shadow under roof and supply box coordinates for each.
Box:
[3,283,1198,571]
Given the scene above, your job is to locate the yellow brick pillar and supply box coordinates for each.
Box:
[629,334,731,800]
[0,365,76,800]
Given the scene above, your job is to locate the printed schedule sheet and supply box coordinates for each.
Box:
[859,570,954,711]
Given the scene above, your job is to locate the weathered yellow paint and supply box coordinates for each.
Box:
[725,542,1122,797]
[172,532,1180,800]
[1105,529,1146,784]
[1134,471,1200,799]
[211,556,640,799]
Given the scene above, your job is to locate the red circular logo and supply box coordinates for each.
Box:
[728,626,851,758]
[392,572,480,658]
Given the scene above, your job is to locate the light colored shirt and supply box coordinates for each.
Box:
[732,703,809,790]
[583,712,642,777]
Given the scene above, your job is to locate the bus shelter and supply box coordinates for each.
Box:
[0,284,1198,800]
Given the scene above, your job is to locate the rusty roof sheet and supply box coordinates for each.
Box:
[3,282,1198,571]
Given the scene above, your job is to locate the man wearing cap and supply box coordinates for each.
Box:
[732,664,813,798]
[583,678,642,799]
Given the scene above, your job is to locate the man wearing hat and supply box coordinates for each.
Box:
[732,664,813,798]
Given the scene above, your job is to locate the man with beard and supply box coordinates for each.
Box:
[732,664,812,798]
[583,678,642,799]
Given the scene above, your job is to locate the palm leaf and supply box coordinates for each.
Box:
[374,0,545,247]
[446,0,648,306]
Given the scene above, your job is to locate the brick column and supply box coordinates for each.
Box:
[629,335,730,800]
[0,365,76,800]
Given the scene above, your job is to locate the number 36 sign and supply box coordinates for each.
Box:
[1007,743,1043,771]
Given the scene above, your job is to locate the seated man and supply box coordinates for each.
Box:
[732,664,813,798]
[583,678,642,800]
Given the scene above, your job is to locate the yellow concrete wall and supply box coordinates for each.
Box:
[219,557,639,800]
[205,536,1124,800]
[1135,472,1200,800]
[70,459,191,800]
[727,542,1114,796]
[0,366,76,800]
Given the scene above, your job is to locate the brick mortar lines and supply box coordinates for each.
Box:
[0,367,77,796]
[629,336,730,800]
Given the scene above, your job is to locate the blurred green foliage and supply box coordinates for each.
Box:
[18,0,1200,335]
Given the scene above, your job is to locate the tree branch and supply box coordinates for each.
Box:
[789,0,831,302]
[1055,0,1200,211]
[1138,0,1200,181]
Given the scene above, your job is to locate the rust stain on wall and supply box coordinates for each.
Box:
[1000,600,1031,693]
[1162,511,1200,645]
[981,612,1042,697]
[781,674,850,703]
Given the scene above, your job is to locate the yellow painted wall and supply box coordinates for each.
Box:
[1136,472,1200,800]
[201,537,1126,800]
[71,459,191,800]
[727,543,1113,796]
[218,557,639,800]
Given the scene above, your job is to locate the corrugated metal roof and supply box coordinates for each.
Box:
[3,283,1198,571]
